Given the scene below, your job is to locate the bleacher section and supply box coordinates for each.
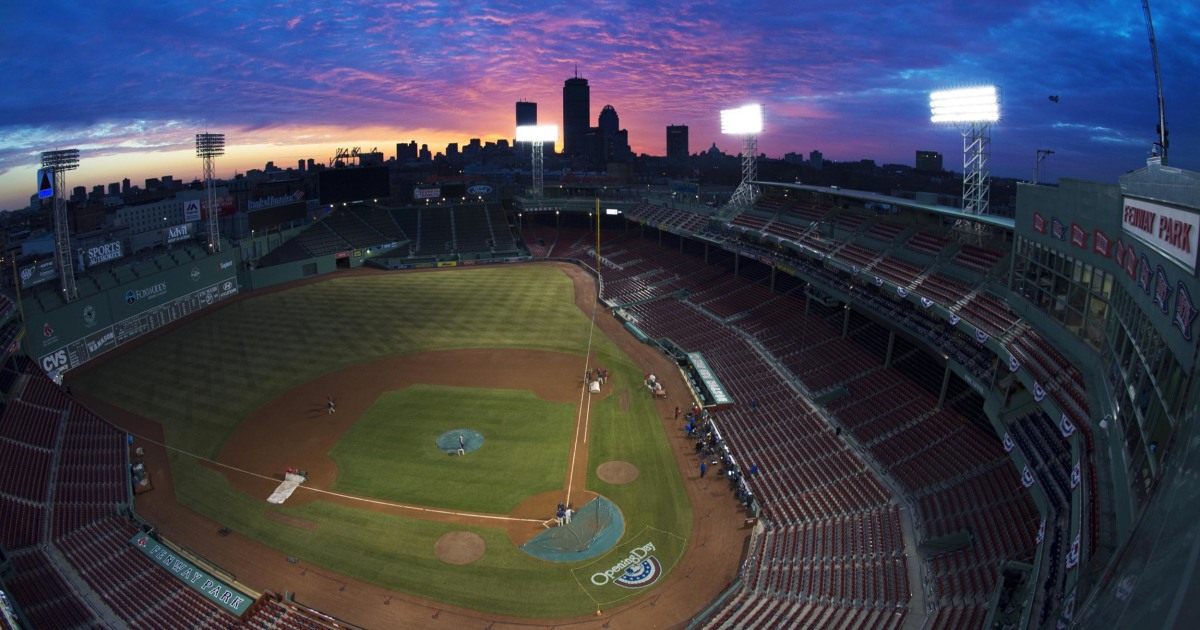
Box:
[545,210,1066,627]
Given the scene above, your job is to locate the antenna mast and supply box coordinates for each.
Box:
[1142,0,1169,163]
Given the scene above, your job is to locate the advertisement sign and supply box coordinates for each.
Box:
[182,199,202,222]
[85,241,124,267]
[166,223,193,244]
[248,190,305,211]
[467,184,493,196]
[19,259,57,289]
[414,187,441,200]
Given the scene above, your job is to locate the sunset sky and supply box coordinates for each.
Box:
[1,0,1197,211]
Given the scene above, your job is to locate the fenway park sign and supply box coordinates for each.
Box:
[1122,197,1198,272]
[130,533,253,615]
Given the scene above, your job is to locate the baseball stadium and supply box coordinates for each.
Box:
[1,149,1199,630]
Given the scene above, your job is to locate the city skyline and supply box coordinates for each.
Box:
[1,0,1198,212]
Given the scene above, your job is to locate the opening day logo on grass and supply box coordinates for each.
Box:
[590,542,661,588]
[574,527,688,608]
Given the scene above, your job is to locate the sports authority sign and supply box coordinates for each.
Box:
[590,542,663,588]
[129,533,253,616]
[84,240,124,267]
[1121,197,1199,272]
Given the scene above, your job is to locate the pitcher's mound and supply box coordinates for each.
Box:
[597,461,639,484]
[434,531,486,565]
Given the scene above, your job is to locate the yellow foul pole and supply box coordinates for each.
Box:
[595,198,601,273]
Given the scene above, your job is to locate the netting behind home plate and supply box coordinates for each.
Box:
[520,497,625,562]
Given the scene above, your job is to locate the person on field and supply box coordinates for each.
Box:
[564,506,573,525]
[327,395,335,414]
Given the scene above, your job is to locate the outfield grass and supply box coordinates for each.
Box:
[70,264,693,617]
[330,385,576,513]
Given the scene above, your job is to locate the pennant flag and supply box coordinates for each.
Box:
[1175,281,1197,341]
[897,286,908,298]
[1138,254,1151,291]
[1124,245,1138,279]
[1022,466,1036,487]
[1115,238,1126,266]
[1154,265,1172,314]
[1060,589,1077,624]
[949,313,961,326]
[1008,354,1020,373]
[975,329,989,344]
[1003,432,1014,452]
[1059,413,1076,438]
[1036,518,1046,544]
[1033,212,1046,234]
[1071,461,1081,489]
[1051,217,1067,241]
[1033,382,1046,402]
[1066,533,1081,570]
[1093,229,1112,258]
[920,297,933,308]
[1070,223,1088,249]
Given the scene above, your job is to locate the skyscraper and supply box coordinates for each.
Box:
[562,73,590,158]
[515,101,542,156]
[516,101,537,127]
[667,125,689,160]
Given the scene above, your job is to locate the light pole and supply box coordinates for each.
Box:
[721,104,764,210]
[930,86,1000,244]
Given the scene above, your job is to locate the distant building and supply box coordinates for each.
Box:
[397,141,418,162]
[916,150,943,172]
[667,125,689,160]
[563,74,590,158]
[809,150,824,170]
[513,100,537,156]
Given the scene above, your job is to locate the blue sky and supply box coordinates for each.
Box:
[0,0,1197,210]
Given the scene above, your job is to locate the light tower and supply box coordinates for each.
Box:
[515,124,557,200]
[40,149,80,302]
[721,104,763,210]
[196,133,225,252]
[930,86,999,243]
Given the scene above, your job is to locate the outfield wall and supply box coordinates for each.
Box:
[26,252,242,376]
[244,254,338,290]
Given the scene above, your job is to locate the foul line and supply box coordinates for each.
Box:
[125,429,543,524]
[566,282,603,507]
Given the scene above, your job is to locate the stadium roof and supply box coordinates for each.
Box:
[760,181,1017,230]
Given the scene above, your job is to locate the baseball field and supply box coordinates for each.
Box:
[67,262,723,622]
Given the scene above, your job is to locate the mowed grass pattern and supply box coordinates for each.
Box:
[330,385,575,513]
[69,264,693,617]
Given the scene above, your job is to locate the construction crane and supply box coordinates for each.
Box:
[1142,0,1169,164]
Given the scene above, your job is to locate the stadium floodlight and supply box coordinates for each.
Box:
[515,124,558,143]
[720,104,763,209]
[516,124,557,199]
[930,86,999,123]
[196,133,225,253]
[930,86,1000,244]
[720,104,764,135]
[41,148,81,303]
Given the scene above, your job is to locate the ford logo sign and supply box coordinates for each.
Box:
[467,185,492,196]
